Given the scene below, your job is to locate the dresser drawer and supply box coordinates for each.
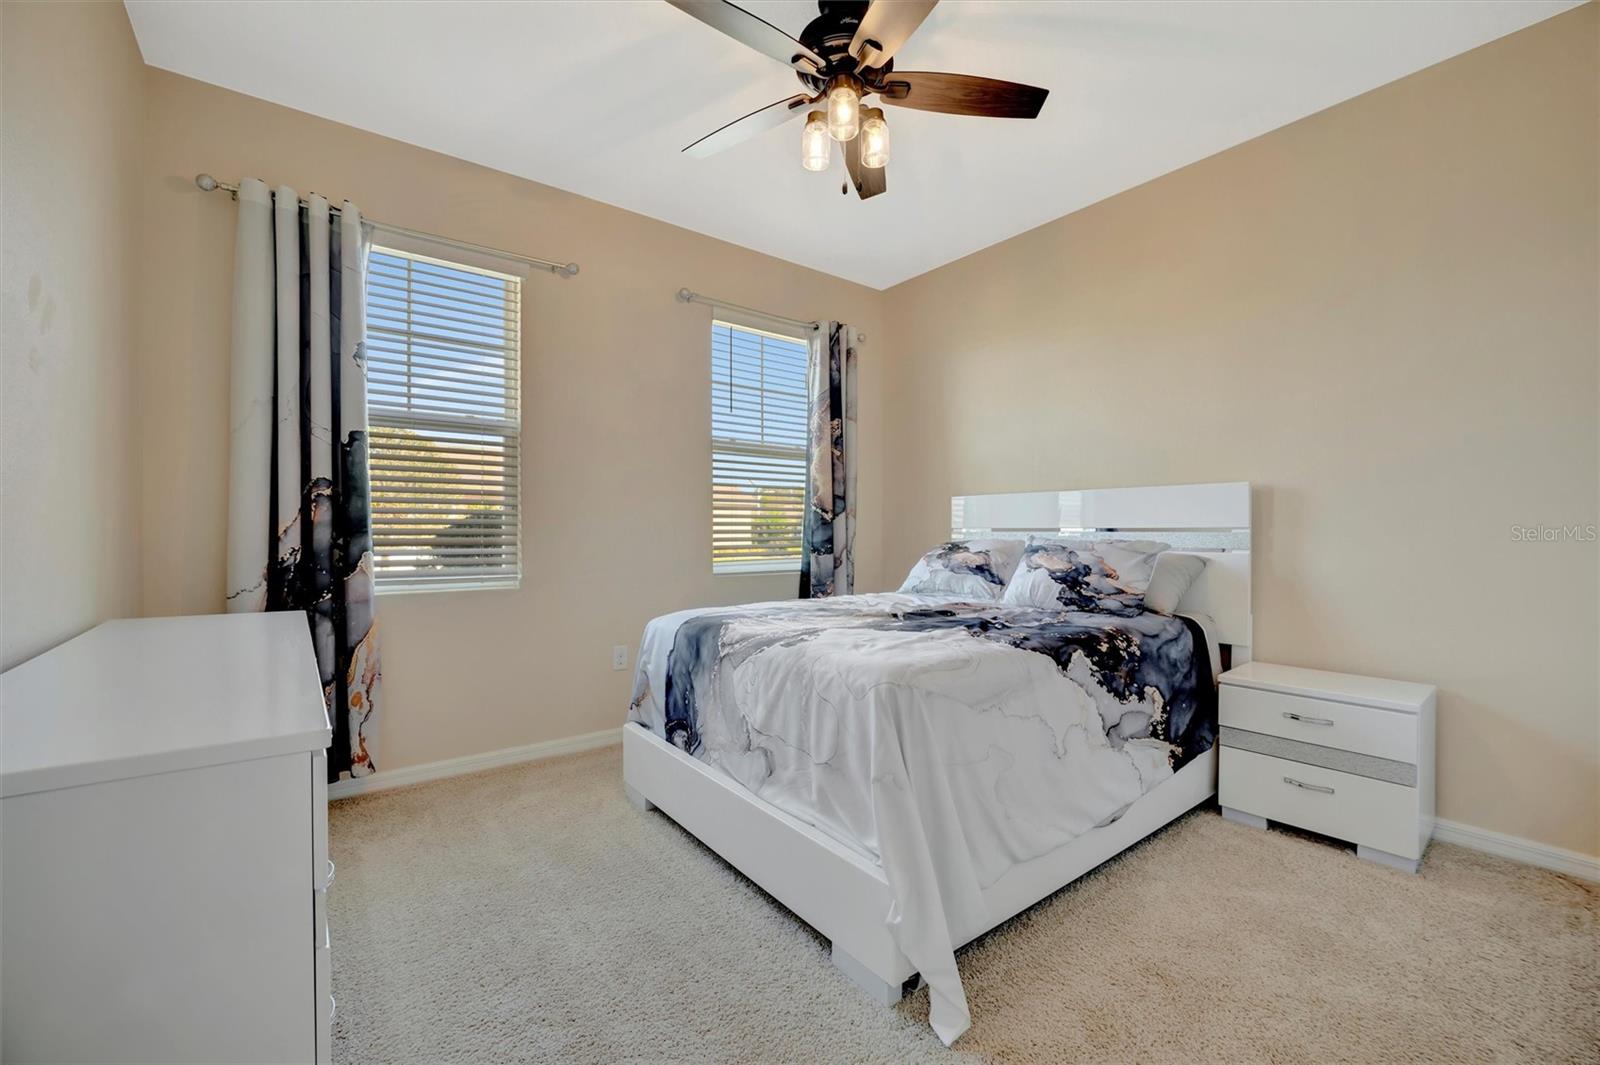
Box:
[312,751,329,884]
[316,943,333,1063]
[1220,683,1416,763]
[1219,747,1421,859]
[311,750,331,1062]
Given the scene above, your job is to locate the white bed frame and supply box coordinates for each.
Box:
[623,481,1252,1005]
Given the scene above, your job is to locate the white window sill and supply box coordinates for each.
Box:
[375,578,521,597]
[713,561,801,576]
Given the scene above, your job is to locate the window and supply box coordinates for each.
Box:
[365,239,521,592]
[711,317,810,573]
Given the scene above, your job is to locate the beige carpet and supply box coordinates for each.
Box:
[329,745,1598,1064]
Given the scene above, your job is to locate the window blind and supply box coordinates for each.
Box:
[365,243,521,592]
[711,318,810,574]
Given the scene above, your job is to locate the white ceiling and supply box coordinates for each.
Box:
[125,0,1577,290]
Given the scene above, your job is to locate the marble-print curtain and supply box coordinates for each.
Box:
[226,178,382,781]
[799,322,858,598]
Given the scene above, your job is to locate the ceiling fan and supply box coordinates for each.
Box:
[668,0,1049,200]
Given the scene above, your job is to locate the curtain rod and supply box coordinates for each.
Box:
[194,174,578,278]
[676,288,825,335]
[676,289,867,343]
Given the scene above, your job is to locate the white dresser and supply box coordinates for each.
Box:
[1218,661,1436,873]
[1,613,334,1063]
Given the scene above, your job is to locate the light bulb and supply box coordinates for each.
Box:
[801,111,831,172]
[859,108,889,169]
[826,75,861,142]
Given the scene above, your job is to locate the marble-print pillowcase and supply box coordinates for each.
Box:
[1001,537,1170,614]
[898,539,1025,600]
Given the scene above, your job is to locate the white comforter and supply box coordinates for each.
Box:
[627,592,1215,1045]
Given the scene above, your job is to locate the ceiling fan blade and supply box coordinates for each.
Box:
[666,0,825,74]
[849,0,938,69]
[879,72,1048,119]
[683,94,812,158]
[843,134,886,200]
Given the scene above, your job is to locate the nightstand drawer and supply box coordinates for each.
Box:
[1219,747,1421,859]
[1220,683,1416,763]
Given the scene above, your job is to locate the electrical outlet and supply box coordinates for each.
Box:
[611,645,628,671]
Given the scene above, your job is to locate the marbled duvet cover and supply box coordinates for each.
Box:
[627,592,1216,1045]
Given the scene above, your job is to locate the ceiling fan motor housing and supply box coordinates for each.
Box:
[797,0,891,94]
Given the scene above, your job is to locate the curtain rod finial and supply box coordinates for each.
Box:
[194,173,218,192]
[676,288,695,304]
[561,263,580,278]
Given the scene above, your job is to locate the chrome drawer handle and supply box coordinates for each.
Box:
[1284,776,1335,794]
[1283,711,1334,726]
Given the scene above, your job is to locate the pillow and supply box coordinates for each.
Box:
[1143,552,1207,615]
[1001,537,1170,613]
[898,539,1024,600]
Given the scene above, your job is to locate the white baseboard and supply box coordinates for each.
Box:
[329,727,620,800]
[1433,818,1600,883]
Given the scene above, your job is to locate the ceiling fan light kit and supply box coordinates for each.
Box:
[668,0,1048,200]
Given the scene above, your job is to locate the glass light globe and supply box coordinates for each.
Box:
[859,108,889,168]
[801,112,831,172]
[826,77,861,142]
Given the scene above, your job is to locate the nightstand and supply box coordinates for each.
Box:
[1218,661,1436,873]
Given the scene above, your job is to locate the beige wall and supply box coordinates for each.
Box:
[881,7,1599,856]
[135,70,886,771]
[1,1,146,669]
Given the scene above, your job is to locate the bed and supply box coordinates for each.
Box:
[622,482,1251,1044]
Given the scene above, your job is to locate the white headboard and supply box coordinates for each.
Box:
[951,481,1252,658]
